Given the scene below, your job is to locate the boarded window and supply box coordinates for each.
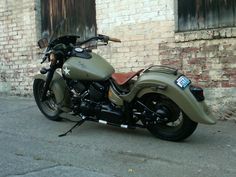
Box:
[178,0,236,31]
[41,0,96,40]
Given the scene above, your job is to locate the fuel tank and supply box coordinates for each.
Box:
[62,52,115,81]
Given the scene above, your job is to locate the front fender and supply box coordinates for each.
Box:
[121,72,216,124]
[33,71,71,112]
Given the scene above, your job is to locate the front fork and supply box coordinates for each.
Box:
[41,65,56,101]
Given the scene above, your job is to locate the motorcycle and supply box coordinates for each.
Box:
[33,28,216,141]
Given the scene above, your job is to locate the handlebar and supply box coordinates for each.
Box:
[40,35,121,64]
[79,34,121,46]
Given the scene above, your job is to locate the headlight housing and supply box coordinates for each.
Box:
[49,52,57,65]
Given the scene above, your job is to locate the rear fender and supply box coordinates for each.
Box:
[121,72,216,124]
[33,71,71,112]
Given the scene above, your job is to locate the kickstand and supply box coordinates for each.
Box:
[58,119,85,137]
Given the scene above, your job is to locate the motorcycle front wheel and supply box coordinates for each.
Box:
[33,79,61,121]
[140,93,198,141]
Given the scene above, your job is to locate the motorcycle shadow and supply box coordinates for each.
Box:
[60,119,152,139]
[59,119,221,144]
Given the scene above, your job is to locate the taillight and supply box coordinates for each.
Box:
[189,85,205,101]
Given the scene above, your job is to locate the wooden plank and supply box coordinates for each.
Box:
[233,0,236,26]
[196,0,205,30]
[205,0,219,29]
[218,0,234,27]
[178,0,198,31]
[178,0,186,31]
[40,0,96,39]
[178,0,236,31]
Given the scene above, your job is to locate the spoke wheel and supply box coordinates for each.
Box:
[33,79,61,121]
[140,93,198,141]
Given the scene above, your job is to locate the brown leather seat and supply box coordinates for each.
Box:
[111,69,143,86]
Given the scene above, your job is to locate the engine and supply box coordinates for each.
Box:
[69,80,123,124]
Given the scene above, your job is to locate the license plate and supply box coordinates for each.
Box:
[175,75,191,89]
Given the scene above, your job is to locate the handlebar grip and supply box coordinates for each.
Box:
[109,37,121,43]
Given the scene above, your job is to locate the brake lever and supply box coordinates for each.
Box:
[41,56,47,64]
[40,50,52,64]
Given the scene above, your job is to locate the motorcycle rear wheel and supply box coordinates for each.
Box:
[33,79,61,121]
[140,93,198,141]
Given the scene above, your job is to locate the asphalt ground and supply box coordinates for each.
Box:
[0,96,235,177]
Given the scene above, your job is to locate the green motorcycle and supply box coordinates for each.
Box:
[34,34,216,141]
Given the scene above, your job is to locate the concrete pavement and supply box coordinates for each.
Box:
[0,96,236,177]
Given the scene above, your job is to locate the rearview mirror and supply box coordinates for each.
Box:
[37,38,48,49]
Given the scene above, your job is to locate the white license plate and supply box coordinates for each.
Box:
[175,75,191,89]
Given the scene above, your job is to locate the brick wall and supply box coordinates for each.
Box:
[0,0,235,119]
[159,31,236,119]
[96,0,236,119]
[96,0,175,71]
[0,0,41,96]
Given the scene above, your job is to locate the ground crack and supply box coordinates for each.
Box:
[117,150,181,165]
[6,165,59,177]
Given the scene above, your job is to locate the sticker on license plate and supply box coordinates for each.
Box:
[175,75,191,89]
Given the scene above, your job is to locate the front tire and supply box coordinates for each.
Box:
[33,79,61,121]
[140,94,198,141]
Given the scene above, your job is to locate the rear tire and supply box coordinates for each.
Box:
[147,114,197,141]
[33,79,61,121]
[140,93,198,141]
